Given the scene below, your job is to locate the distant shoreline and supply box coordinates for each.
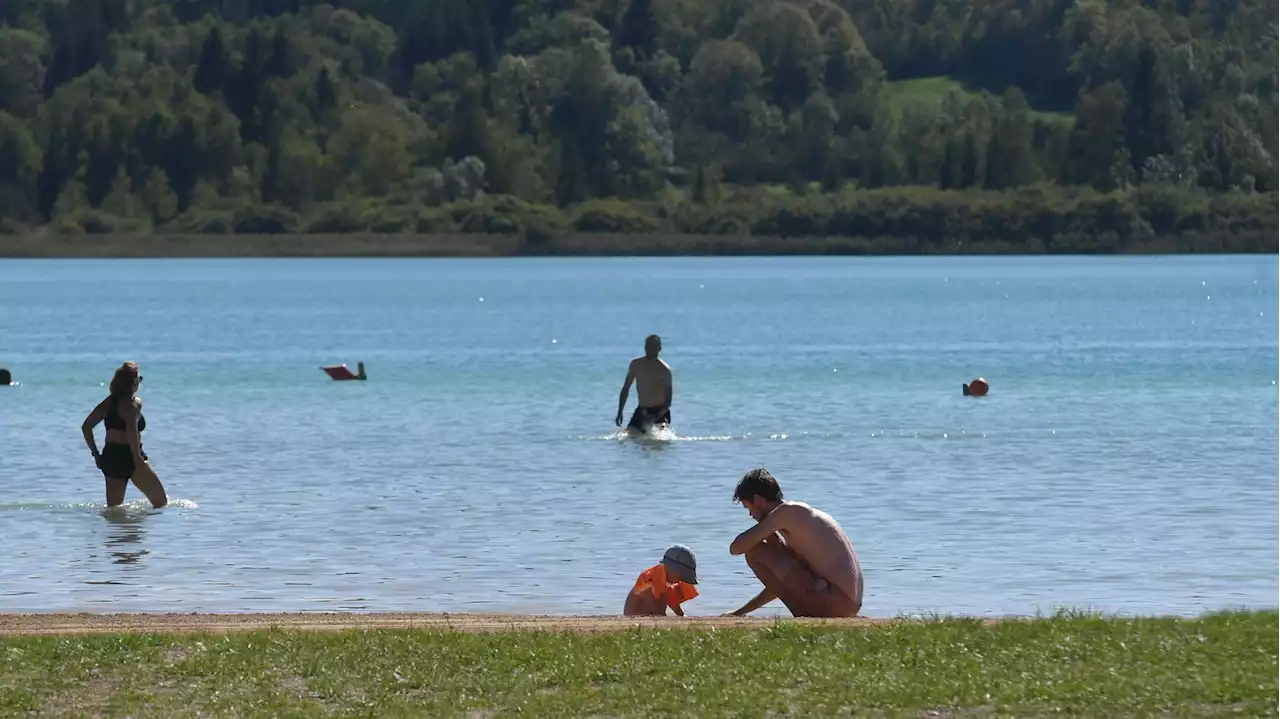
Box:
[2,232,1276,258]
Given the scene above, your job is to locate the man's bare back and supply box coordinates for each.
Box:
[629,356,672,408]
[728,468,864,618]
[764,501,863,604]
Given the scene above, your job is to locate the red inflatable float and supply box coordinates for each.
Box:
[321,361,367,381]
[962,377,989,397]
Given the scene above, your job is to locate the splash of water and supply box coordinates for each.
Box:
[1,498,198,513]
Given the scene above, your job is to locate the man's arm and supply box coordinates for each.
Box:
[727,587,776,616]
[660,368,673,413]
[615,364,635,426]
[728,506,789,556]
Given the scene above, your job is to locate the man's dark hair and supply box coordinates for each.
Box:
[733,468,783,504]
[644,334,661,356]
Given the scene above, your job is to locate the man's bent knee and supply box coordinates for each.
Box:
[743,542,780,574]
[744,540,802,588]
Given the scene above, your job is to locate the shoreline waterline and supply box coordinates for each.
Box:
[3,609,1271,636]
[0,611,880,635]
[3,231,1277,258]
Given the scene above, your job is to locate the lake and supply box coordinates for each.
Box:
[1,255,1276,617]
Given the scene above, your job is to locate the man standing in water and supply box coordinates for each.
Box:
[615,334,673,433]
[726,468,863,617]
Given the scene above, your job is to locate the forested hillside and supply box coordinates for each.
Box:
[0,0,1275,248]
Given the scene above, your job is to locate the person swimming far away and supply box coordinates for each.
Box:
[962,377,989,396]
[321,361,367,381]
[615,335,673,433]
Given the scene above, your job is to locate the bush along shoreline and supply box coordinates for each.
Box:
[4,185,1275,257]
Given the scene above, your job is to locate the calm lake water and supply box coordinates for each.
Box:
[1,255,1276,618]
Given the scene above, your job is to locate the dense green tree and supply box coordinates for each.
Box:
[0,0,1270,235]
[193,27,231,95]
[0,29,47,118]
[1068,82,1133,191]
[986,88,1036,189]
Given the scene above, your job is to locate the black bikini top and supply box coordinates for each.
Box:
[104,394,146,433]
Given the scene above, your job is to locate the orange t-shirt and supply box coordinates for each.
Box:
[632,563,699,611]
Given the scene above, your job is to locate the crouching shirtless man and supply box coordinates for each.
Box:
[727,468,864,618]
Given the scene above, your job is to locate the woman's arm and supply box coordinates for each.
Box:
[81,398,108,462]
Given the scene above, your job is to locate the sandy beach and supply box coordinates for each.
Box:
[0,612,906,636]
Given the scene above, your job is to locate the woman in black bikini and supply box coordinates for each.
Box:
[81,361,167,508]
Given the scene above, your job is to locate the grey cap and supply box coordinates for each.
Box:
[661,544,698,585]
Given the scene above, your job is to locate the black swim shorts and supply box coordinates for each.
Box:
[98,443,147,480]
[628,406,671,432]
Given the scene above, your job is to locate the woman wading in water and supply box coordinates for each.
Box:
[81,362,167,508]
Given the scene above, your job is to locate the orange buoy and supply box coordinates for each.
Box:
[963,377,989,397]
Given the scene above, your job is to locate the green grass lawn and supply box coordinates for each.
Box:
[884,76,1075,128]
[2,611,1275,717]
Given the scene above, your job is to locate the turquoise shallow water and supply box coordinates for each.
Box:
[1,255,1276,617]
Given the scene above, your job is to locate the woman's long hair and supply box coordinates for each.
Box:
[108,362,140,397]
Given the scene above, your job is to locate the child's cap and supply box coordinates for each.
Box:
[661,544,698,585]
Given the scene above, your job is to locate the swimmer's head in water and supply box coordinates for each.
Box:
[661,544,698,584]
[109,361,141,396]
[733,467,783,521]
[644,334,661,357]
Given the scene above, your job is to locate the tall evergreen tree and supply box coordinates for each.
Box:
[193,27,232,95]
[617,0,660,58]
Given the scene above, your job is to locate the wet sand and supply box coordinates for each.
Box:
[0,612,906,636]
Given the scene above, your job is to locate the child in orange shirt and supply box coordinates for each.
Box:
[623,544,699,616]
